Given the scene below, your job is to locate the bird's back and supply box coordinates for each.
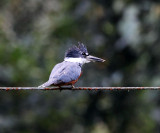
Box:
[39,61,82,87]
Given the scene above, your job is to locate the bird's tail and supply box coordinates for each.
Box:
[38,81,52,88]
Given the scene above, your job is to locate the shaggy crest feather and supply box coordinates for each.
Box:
[65,42,88,58]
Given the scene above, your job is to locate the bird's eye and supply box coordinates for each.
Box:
[82,52,86,55]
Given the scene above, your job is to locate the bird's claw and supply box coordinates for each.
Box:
[72,85,75,88]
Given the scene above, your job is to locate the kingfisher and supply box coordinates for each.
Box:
[38,42,105,88]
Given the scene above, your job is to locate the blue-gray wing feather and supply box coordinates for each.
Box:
[48,61,81,85]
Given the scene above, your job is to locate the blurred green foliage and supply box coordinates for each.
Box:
[0,0,160,133]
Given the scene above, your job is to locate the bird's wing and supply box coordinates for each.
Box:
[38,62,64,87]
[49,62,65,79]
[48,62,81,85]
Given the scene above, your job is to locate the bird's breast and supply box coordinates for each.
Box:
[66,72,82,85]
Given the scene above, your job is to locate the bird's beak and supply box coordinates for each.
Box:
[86,55,105,62]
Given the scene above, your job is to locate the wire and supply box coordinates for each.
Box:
[0,87,160,90]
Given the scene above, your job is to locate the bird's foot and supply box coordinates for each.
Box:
[58,86,63,92]
[71,85,75,88]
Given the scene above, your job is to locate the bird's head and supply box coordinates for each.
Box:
[64,42,105,64]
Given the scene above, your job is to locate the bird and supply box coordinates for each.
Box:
[38,42,105,88]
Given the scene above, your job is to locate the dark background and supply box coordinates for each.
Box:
[0,0,160,133]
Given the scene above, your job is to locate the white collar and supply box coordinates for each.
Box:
[64,57,90,64]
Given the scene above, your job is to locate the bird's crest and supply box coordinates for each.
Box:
[78,42,88,54]
[65,42,88,58]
